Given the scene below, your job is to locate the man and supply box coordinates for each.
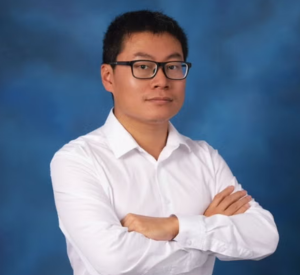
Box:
[51,10,279,275]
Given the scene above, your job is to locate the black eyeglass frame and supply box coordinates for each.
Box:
[109,60,192,80]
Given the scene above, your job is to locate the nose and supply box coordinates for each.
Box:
[151,66,169,89]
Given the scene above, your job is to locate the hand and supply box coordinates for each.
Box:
[120,213,179,241]
[204,186,252,217]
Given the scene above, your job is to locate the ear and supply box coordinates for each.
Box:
[101,64,114,93]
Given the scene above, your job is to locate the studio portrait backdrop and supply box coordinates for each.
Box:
[0,0,299,275]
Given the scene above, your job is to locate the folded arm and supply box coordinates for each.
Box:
[173,144,279,260]
[50,151,208,275]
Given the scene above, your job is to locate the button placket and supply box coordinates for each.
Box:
[154,162,168,215]
[156,162,173,215]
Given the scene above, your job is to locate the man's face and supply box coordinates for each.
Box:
[103,31,186,125]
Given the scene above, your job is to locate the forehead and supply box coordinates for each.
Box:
[118,31,183,60]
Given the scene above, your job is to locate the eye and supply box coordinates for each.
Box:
[140,65,148,70]
[167,64,180,70]
[134,63,151,70]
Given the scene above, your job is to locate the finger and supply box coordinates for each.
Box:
[120,216,127,226]
[210,186,235,207]
[224,195,252,215]
[121,213,134,227]
[121,218,129,227]
[218,190,247,210]
[124,218,136,231]
[233,203,251,215]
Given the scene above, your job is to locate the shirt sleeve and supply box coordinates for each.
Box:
[173,142,279,260]
[50,148,208,275]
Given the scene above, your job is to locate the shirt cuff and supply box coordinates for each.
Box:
[172,214,207,249]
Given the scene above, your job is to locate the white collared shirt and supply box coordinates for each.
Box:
[50,109,279,275]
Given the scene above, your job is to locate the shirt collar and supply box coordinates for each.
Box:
[166,122,191,153]
[102,109,191,158]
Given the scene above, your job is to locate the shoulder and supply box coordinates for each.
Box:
[51,126,109,164]
[181,134,217,156]
[178,134,223,172]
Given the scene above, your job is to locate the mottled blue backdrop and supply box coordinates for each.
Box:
[1,0,299,274]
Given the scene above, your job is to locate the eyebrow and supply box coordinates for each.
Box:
[133,52,184,60]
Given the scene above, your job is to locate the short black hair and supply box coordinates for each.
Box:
[102,10,188,64]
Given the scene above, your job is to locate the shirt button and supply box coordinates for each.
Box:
[187,239,192,246]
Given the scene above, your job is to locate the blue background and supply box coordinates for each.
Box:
[1,0,299,274]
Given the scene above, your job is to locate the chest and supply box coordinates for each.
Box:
[97,151,215,220]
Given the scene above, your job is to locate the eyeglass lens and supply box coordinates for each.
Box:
[132,61,188,79]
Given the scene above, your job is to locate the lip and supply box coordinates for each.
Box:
[146,97,173,102]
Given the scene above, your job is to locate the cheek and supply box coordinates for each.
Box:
[127,77,143,89]
[174,82,186,99]
[123,77,149,98]
[114,73,148,102]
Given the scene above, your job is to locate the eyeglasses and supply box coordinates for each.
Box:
[109,60,192,80]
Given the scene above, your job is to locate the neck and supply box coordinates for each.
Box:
[113,109,169,160]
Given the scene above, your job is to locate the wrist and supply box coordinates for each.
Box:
[168,215,179,240]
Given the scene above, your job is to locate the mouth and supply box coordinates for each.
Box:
[146,97,173,102]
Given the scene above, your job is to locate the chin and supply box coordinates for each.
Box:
[143,111,178,124]
[147,117,170,124]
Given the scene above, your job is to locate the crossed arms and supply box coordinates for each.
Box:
[51,148,279,275]
[121,186,252,241]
